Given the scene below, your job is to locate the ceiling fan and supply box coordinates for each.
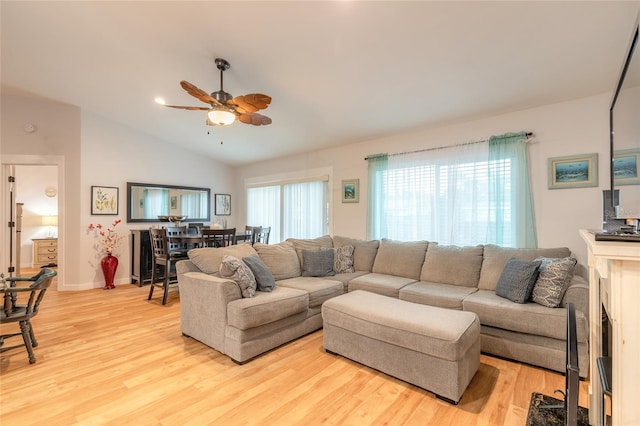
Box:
[162,58,272,126]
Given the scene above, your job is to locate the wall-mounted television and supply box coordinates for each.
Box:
[609,11,640,217]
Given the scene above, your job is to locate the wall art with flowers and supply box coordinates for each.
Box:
[91,186,119,215]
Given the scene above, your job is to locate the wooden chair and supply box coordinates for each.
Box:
[245,226,271,244]
[202,228,236,247]
[166,226,190,255]
[148,228,189,305]
[1,268,57,364]
[252,226,271,244]
[188,223,204,235]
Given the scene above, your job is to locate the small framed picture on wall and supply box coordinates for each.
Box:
[91,186,119,215]
[215,193,231,215]
[342,179,359,203]
[547,153,598,189]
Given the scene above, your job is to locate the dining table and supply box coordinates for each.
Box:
[234,233,251,244]
[166,234,206,250]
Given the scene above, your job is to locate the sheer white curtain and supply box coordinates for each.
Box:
[368,132,536,247]
[247,186,281,242]
[282,181,328,240]
[247,179,328,243]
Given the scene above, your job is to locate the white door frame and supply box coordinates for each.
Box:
[2,155,65,289]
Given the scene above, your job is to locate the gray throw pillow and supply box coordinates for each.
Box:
[531,256,577,308]
[302,249,336,277]
[333,245,355,273]
[242,255,275,292]
[495,258,541,304]
[219,255,256,298]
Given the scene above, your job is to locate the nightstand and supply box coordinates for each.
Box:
[32,238,58,268]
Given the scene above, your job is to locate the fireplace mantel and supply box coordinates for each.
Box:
[580,229,640,425]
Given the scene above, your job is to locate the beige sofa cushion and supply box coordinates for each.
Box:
[462,289,588,342]
[287,235,334,267]
[277,276,344,308]
[371,238,428,280]
[333,236,379,272]
[348,273,417,298]
[400,282,478,310]
[420,243,484,287]
[254,241,301,280]
[187,243,258,275]
[478,244,571,291]
[227,286,308,330]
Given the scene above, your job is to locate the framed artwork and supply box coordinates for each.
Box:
[342,179,359,203]
[613,148,640,185]
[215,193,231,215]
[170,195,178,210]
[91,186,119,215]
[547,153,598,189]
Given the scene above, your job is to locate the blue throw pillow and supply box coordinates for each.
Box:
[495,258,541,303]
[302,249,336,277]
[242,255,275,292]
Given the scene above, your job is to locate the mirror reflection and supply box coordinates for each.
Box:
[126,182,211,222]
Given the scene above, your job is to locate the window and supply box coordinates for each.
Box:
[247,178,329,243]
[368,133,537,248]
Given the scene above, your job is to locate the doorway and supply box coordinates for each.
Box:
[2,155,64,290]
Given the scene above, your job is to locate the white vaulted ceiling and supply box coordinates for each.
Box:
[2,1,638,166]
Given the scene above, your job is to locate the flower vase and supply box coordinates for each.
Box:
[101,254,118,289]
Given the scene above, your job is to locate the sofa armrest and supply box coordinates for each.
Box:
[178,265,242,354]
[176,259,201,274]
[562,275,589,323]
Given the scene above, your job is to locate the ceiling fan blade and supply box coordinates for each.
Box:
[164,105,211,111]
[180,81,222,106]
[229,94,272,113]
[238,112,272,126]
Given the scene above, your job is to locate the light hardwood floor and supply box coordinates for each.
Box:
[1,274,590,425]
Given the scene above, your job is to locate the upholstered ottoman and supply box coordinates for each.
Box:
[322,290,480,404]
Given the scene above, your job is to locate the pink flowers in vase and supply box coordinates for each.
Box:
[88,219,124,256]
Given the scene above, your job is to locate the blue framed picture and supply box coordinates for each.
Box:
[548,153,598,189]
[342,179,359,203]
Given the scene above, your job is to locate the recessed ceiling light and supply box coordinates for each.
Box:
[154,97,166,105]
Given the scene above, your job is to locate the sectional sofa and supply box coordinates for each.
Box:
[176,235,589,378]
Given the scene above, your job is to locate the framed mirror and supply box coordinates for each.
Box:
[126,182,211,223]
[609,11,640,216]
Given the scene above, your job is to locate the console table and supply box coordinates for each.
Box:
[580,229,640,426]
[130,229,152,286]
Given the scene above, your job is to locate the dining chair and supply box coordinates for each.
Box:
[248,226,270,244]
[202,228,236,247]
[148,228,189,305]
[188,223,204,235]
[165,226,189,255]
[1,268,57,364]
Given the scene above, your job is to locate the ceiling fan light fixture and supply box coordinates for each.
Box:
[207,108,236,126]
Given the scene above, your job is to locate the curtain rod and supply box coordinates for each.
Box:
[364,132,534,161]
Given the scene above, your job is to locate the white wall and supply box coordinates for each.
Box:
[1,93,80,291]
[2,90,614,287]
[236,92,613,272]
[2,92,235,290]
[78,110,234,290]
